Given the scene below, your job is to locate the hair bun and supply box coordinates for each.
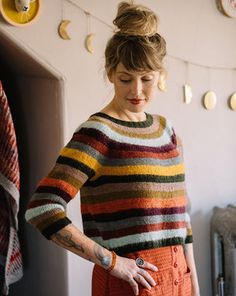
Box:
[113,1,159,37]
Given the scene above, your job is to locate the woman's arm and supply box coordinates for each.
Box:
[51,223,158,296]
[184,243,200,296]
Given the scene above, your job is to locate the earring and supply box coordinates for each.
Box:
[158,71,167,91]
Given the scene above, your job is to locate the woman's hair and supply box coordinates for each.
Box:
[105,1,167,76]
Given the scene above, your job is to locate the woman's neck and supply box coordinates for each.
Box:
[100,102,146,122]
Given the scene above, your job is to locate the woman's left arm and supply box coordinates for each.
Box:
[184,243,200,296]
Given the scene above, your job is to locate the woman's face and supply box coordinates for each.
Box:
[108,63,160,113]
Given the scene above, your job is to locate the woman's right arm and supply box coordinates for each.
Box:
[51,223,158,296]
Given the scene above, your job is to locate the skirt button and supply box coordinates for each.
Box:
[174,262,178,268]
[173,246,178,253]
[174,279,179,285]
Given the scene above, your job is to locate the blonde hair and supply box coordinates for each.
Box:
[105,1,167,89]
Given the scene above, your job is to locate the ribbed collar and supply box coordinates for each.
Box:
[90,112,153,128]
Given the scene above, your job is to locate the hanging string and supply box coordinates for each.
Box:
[66,0,114,30]
[85,11,91,34]
[65,0,236,72]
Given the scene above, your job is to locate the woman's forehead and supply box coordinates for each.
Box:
[115,63,156,75]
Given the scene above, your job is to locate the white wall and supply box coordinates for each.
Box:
[0,1,236,295]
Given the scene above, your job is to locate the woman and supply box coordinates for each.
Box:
[25,2,200,295]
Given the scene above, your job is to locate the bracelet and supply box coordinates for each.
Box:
[107,251,116,272]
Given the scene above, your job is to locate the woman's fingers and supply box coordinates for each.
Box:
[141,260,158,272]
[128,278,139,296]
[134,273,152,290]
[138,268,156,287]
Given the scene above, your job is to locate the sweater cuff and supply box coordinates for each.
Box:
[42,217,72,240]
[185,235,193,244]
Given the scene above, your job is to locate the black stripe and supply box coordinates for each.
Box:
[82,206,186,222]
[112,238,185,256]
[42,217,72,240]
[57,155,95,178]
[85,174,185,187]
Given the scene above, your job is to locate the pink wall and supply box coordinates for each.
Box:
[1,1,236,295]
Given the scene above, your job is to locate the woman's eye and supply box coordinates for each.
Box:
[142,78,152,82]
[120,79,131,83]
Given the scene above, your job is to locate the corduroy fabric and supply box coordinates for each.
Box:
[92,245,191,296]
[25,112,193,255]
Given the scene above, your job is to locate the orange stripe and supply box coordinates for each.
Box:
[39,177,77,197]
[81,196,186,214]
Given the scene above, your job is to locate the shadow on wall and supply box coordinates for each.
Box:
[191,210,213,296]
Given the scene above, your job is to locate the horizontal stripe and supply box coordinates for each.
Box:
[68,141,181,167]
[86,221,187,240]
[114,238,186,255]
[81,181,186,196]
[85,174,185,187]
[75,128,176,154]
[42,217,72,240]
[81,196,187,214]
[80,118,173,147]
[82,206,186,222]
[81,190,185,204]
[89,116,164,139]
[25,204,65,221]
[31,193,67,208]
[93,164,184,178]
[36,186,73,203]
[38,178,78,198]
[89,113,161,134]
[83,213,187,232]
[92,228,187,249]
[70,136,179,160]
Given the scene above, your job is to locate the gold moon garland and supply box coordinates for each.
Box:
[58,20,71,40]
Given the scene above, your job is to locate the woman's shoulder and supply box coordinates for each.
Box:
[151,113,175,131]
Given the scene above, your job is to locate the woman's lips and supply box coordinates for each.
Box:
[128,98,144,105]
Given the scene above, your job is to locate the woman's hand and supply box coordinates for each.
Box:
[110,255,158,296]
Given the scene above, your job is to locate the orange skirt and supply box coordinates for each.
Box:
[92,245,191,296]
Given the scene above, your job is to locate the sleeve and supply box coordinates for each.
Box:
[176,134,193,244]
[25,127,99,239]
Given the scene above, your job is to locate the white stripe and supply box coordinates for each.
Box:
[79,121,173,147]
[93,228,187,249]
[25,204,65,221]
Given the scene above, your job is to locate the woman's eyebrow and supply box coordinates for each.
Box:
[116,71,132,75]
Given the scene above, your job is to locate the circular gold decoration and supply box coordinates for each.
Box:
[0,0,41,26]
[229,92,236,110]
[203,91,217,110]
[216,0,236,18]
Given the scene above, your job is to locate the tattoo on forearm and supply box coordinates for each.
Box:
[94,244,111,268]
[53,232,84,253]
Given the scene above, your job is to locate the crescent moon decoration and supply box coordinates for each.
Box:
[85,33,95,54]
[229,92,236,110]
[157,72,167,92]
[58,20,71,40]
[183,84,192,104]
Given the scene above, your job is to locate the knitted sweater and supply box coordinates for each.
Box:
[25,112,193,255]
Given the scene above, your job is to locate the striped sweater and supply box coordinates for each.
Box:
[25,112,193,255]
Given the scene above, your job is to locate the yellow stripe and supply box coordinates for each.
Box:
[61,147,100,169]
[95,164,184,177]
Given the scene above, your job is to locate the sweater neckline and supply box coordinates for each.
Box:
[90,112,153,128]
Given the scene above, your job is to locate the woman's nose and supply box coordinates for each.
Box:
[130,79,142,96]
